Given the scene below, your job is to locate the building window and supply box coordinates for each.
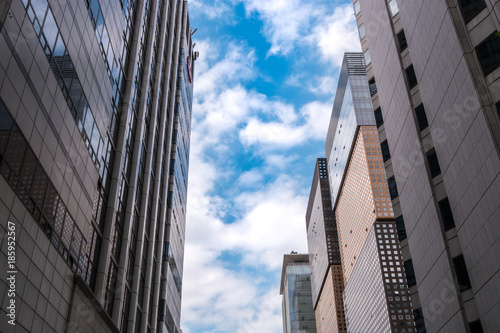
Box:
[496,101,500,120]
[389,0,399,16]
[369,77,378,96]
[388,176,399,200]
[458,0,487,24]
[438,197,456,231]
[397,30,408,52]
[364,49,372,66]
[415,104,429,131]
[475,32,500,77]
[395,215,407,241]
[359,24,366,40]
[354,1,361,15]
[404,260,416,287]
[469,320,484,333]
[374,107,384,128]
[453,255,472,292]
[381,140,391,162]
[413,308,427,333]
[405,65,418,90]
[425,148,441,178]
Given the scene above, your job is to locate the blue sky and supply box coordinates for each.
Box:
[181,1,360,332]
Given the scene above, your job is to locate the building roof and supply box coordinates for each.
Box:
[279,253,310,295]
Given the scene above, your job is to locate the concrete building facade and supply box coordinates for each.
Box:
[0,0,195,332]
[353,0,500,332]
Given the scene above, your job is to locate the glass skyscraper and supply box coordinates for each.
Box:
[280,253,317,333]
[0,0,195,332]
[307,52,415,332]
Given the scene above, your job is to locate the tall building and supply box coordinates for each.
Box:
[320,52,415,332]
[0,0,195,332]
[325,53,394,282]
[353,0,500,332]
[305,158,346,333]
[344,221,415,333]
[280,253,317,333]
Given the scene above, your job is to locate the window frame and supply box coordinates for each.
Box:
[475,32,500,77]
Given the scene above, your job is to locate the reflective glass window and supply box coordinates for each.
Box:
[389,0,399,16]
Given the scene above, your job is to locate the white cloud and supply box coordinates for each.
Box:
[194,40,256,97]
[188,0,238,21]
[182,148,309,331]
[239,101,332,147]
[242,0,318,55]
[309,75,337,96]
[307,5,361,66]
[237,169,265,187]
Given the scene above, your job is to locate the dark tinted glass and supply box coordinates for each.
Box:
[438,197,455,231]
[415,104,429,131]
[397,30,408,52]
[381,140,391,162]
[476,32,500,76]
[374,107,384,127]
[458,0,487,24]
[426,148,441,178]
[496,101,500,119]
[388,176,399,200]
[404,259,417,287]
[405,65,418,90]
[413,308,427,333]
[469,320,484,333]
[453,255,472,292]
[395,215,407,241]
[369,77,378,96]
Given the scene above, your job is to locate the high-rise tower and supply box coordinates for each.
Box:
[0,0,195,332]
[353,0,500,331]
[280,253,317,333]
[305,158,346,333]
[320,52,415,332]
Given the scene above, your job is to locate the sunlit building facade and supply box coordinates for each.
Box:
[322,52,415,332]
[354,0,500,331]
[0,0,195,332]
[344,221,415,333]
[305,158,346,333]
[280,253,317,333]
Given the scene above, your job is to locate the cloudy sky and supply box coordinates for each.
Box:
[181,1,360,332]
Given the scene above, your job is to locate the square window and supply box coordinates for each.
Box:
[354,1,361,15]
[397,30,408,52]
[389,0,399,16]
[438,197,456,231]
[458,0,487,24]
[364,49,372,66]
[426,148,441,178]
[475,32,500,77]
[453,255,472,292]
[369,78,378,97]
[405,65,418,90]
[469,320,484,333]
[359,24,366,39]
[414,104,429,131]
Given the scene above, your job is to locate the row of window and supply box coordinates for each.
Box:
[21,0,110,172]
[0,98,100,287]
